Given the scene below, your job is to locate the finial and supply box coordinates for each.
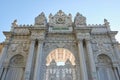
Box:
[12,19,18,27]
[40,12,45,16]
[49,13,53,18]
[104,18,109,27]
[68,13,72,17]
[76,12,80,16]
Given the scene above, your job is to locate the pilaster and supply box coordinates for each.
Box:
[33,40,44,80]
[112,42,120,60]
[24,40,35,80]
[0,43,9,78]
[85,39,97,80]
[77,39,88,80]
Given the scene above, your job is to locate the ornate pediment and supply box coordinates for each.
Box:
[49,10,72,27]
[74,12,86,27]
[35,12,47,26]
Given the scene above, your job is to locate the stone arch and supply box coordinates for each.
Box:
[46,48,76,66]
[96,54,117,80]
[97,54,112,66]
[5,54,25,80]
[95,53,114,64]
[6,53,26,65]
[9,54,25,67]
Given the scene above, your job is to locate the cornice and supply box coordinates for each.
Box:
[74,27,92,33]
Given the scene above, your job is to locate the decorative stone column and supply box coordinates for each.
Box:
[113,67,120,80]
[24,40,35,80]
[0,43,9,78]
[33,40,44,80]
[78,39,88,80]
[1,61,9,80]
[85,39,97,80]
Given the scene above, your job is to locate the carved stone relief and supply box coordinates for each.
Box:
[35,12,47,25]
[91,35,111,43]
[74,12,86,26]
[49,10,72,27]
[7,42,29,62]
[31,31,45,40]
[92,42,113,53]
[10,54,24,67]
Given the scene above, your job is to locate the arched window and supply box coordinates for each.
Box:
[10,54,24,67]
[97,54,116,80]
[5,54,24,80]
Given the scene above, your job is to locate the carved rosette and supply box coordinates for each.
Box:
[49,10,72,27]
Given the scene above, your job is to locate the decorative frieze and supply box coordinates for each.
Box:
[76,33,90,40]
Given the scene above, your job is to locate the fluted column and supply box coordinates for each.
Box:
[1,68,8,80]
[78,39,88,80]
[85,39,97,80]
[0,43,9,78]
[113,67,120,80]
[33,40,43,80]
[24,40,35,80]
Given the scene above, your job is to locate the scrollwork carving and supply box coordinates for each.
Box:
[49,10,72,27]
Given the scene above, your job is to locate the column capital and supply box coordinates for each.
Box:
[3,42,9,46]
[30,40,36,44]
[77,38,83,42]
[85,38,91,42]
[38,39,44,43]
[76,33,90,41]
[3,60,9,68]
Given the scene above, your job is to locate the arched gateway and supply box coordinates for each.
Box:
[45,48,76,80]
[0,10,120,80]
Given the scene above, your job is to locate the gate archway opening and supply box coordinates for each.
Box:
[46,48,75,66]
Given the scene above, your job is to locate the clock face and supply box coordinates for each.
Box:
[57,17,65,24]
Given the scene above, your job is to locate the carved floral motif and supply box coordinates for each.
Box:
[7,42,29,60]
[49,10,72,27]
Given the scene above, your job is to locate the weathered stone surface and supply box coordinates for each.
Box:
[0,10,119,80]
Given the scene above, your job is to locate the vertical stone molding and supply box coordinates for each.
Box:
[113,43,120,75]
[78,39,88,80]
[113,67,120,80]
[113,43,120,60]
[24,40,35,80]
[85,39,97,80]
[1,68,8,80]
[33,40,44,80]
[0,44,9,78]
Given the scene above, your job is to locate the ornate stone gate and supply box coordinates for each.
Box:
[0,10,120,80]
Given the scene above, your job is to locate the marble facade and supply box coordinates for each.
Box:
[0,10,120,80]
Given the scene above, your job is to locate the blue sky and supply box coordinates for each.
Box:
[0,0,120,42]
